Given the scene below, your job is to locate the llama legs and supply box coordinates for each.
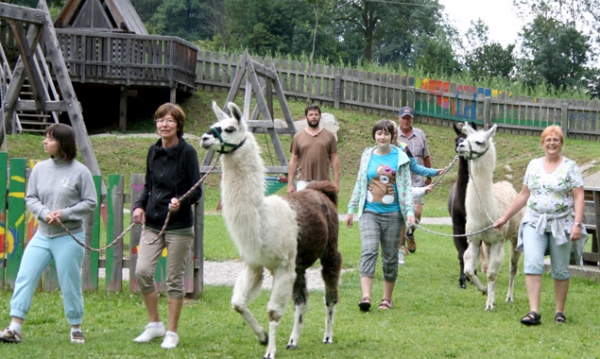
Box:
[463,238,487,295]
[506,239,521,302]
[231,265,267,345]
[287,270,309,349]
[264,265,295,359]
[484,241,505,310]
[321,250,342,344]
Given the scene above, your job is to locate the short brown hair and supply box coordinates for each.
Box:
[154,103,186,137]
[541,125,564,144]
[46,123,77,162]
[305,104,321,116]
[372,119,396,140]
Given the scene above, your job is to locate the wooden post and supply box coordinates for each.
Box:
[561,102,569,138]
[82,175,102,291]
[119,86,127,132]
[484,97,491,130]
[105,174,124,292]
[6,158,26,289]
[0,152,6,289]
[333,74,341,109]
[129,174,144,292]
[188,188,205,299]
[170,87,177,103]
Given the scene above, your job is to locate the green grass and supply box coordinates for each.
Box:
[1,224,600,358]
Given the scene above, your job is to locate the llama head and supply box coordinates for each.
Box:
[201,101,248,154]
[456,123,497,160]
[453,122,476,154]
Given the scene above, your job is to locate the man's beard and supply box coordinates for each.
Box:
[307,120,320,128]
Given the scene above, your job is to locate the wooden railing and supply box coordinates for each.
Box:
[196,50,600,140]
[54,29,198,90]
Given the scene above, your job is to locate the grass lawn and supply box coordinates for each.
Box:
[1,223,599,358]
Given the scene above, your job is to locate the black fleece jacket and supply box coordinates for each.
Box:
[134,137,202,231]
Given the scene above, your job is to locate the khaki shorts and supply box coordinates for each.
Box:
[413,196,424,205]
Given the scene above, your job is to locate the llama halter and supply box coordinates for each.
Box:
[206,127,247,154]
[461,139,490,160]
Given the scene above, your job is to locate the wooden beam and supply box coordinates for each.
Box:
[119,86,127,132]
[15,100,67,111]
[7,20,47,110]
[0,3,46,24]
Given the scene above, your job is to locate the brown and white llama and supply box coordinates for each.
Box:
[201,102,342,359]
[456,123,523,310]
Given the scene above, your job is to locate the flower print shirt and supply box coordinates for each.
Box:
[519,156,586,252]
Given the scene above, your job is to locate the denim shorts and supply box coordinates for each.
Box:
[522,225,572,280]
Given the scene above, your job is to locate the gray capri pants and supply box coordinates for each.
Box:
[135,228,193,299]
[359,211,403,282]
[522,225,572,280]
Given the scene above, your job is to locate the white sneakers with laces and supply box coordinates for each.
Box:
[161,331,179,349]
[133,322,166,343]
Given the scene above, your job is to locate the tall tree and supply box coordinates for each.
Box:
[330,0,445,65]
[150,0,213,42]
[513,0,600,60]
[519,15,591,90]
[463,20,516,80]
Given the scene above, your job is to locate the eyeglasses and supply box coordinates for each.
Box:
[155,118,176,124]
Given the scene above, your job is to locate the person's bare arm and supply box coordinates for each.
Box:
[287,154,298,194]
[331,152,340,191]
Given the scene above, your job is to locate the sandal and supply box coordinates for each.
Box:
[358,297,371,312]
[378,298,393,310]
[520,311,541,325]
[555,312,567,323]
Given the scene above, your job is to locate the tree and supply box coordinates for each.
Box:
[463,20,516,80]
[513,0,600,61]
[150,0,213,42]
[330,0,445,65]
[519,15,591,91]
[413,30,462,76]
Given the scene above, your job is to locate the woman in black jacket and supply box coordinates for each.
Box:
[132,103,202,349]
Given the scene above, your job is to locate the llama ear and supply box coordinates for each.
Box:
[453,123,463,135]
[227,102,244,124]
[212,101,228,121]
[484,124,497,140]
[461,122,476,135]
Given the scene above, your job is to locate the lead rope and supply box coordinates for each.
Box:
[56,162,218,252]
[410,157,497,238]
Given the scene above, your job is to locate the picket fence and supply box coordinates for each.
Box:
[0,155,204,298]
[196,50,600,140]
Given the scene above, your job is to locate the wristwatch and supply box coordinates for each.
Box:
[574,222,584,228]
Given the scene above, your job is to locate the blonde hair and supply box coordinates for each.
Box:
[541,125,564,144]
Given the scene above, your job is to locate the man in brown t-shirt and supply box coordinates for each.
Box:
[287,105,340,193]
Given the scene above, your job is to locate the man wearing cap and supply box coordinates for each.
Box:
[287,104,340,193]
[397,106,432,254]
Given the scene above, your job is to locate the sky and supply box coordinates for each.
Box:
[438,0,528,47]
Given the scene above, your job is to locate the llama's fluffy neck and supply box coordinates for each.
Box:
[466,141,498,223]
[219,133,266,255]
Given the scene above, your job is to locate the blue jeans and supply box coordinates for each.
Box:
[522,225,572,280]
[10,230,85,325]
[358,211,402,282]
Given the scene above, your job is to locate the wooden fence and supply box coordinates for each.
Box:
[196,50,600,141]
[0,155,203,298]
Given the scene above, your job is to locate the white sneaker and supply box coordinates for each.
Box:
[398,250,405,265]
[133,323,166,343]
[161,331,179,349]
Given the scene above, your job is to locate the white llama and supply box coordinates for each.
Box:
[201,102,342,359]
[456,123,524,310]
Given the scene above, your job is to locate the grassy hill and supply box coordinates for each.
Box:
[5,89,600,217]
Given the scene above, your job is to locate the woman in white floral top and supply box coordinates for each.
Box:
[494,125,586,326]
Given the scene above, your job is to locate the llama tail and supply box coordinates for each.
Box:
[305,181,338,206]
